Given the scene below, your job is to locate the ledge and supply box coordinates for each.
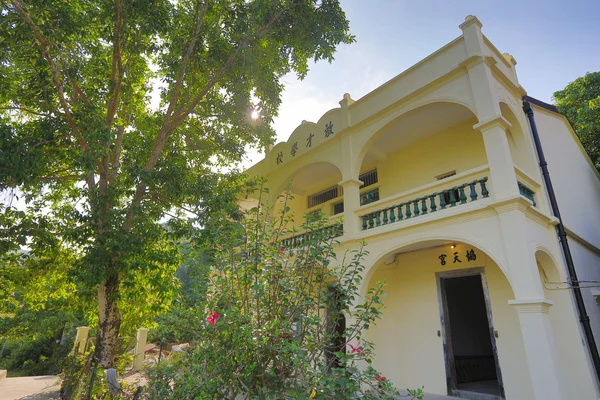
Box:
[508,299,553,314]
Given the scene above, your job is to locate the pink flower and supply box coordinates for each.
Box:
[279,247,285,255]
[374,374,387,383]
[348,341,362,354]
[206,311,221,326]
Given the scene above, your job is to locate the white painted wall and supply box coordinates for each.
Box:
[532,106,600,360]
[532,107,600,249]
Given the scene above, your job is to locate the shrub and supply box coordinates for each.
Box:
[145,189,423,399]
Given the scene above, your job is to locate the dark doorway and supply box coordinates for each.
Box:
[325,286,346,370]
[439,272,504,399]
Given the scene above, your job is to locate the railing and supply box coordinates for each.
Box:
[514,166,540,209]
[518,181,536,206]
[280,223,343,248]
[359,177,489,231]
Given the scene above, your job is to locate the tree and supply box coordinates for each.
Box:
[553,71,600,172]
[0,0,353,368]
[145,190,424,399]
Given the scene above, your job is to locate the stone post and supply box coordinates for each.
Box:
[71,326,90,355]
[133,328,149,371]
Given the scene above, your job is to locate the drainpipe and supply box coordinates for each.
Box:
[522,98,600,385]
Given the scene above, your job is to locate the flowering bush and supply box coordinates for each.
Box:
[146,187,423,399]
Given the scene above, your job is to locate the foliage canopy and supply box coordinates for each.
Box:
[553,71,600,172]
[0,0,354,367]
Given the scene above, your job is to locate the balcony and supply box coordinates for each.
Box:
[356,166,491,233]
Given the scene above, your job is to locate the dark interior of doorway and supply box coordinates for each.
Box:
[325,286,346,370]
[444,275,501,397]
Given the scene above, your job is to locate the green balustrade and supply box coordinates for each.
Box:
[468,181,477,201]
[459,185,467,204]
[518,181,536,206]
[448,188,457,207]
[281,223,343,248]
[360,176,491,230]
[429,194,437,212]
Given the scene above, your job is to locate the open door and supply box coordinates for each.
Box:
[437,269,504,399]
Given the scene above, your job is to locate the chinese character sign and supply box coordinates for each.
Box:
[275,121,336,167]
[439,248,478,266]
[306,133,314,148]
[324,121,334,138]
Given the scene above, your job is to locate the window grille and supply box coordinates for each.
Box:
[436,170,456,181]
[359,169,378,188]
[308,186,341,208]
[360,188,380,206]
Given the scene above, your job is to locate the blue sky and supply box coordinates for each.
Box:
[245,0,600,165]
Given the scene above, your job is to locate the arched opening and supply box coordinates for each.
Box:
[363,240,534,399]
[357,102,486,206]
[272,161,342,221]
[500,102,537,178]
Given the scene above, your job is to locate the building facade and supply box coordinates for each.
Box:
[245,16,600,400]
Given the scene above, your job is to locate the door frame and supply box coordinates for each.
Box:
[436,267,505,400]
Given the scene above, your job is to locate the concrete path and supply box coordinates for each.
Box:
[0,375,60,400]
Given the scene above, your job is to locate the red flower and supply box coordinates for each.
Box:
[279,247,285,255]
[374,374,387,383]
[206,311,221,326]
[348,341,362,354]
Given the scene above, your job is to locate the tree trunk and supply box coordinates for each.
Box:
[96,278,122,368]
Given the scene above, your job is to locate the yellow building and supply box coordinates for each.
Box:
[245,16,600,400]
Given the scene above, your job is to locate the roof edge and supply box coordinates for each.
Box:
[523,95,560,114]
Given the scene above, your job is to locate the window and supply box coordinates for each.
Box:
[308,186,341,208]
[306,209,322,222]
[332,201,344,215]
[359,169,378,188]
[360,188,379,206]
[436,170,456,180]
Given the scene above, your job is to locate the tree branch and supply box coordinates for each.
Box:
[167,5,288,131]
[0,106,59,118]
[106,0,124,128]
[35,174,81,182]
[9,0,103,172]
[122,4,289,232]
[164,0,210,122]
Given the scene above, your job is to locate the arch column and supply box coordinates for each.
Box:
[508,299,566,400]
[339,178,362,239]
[494,200,566,400]
[475,115,519,199]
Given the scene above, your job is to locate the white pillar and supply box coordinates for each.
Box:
[133,328,149,371]
[475,116,519,199]
[71,326,90,355]
[509,299,566,400]
[339,178,362,239]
